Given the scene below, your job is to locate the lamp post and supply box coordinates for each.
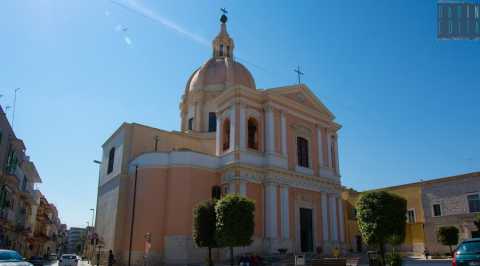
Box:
[90,208,95,263]
[93,160,101,266]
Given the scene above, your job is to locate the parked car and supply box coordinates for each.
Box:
[28,256,44,266]
[0,249,33,266]
[58,254,79,266]
[453,238,480,266]
[47,253,57,261]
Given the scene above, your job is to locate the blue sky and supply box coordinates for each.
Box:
[1,0,479,228]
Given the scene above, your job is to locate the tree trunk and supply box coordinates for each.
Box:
[208,247,213,266]
[230,246,234,266]
[379,243,386,266]
[449,245,453,257]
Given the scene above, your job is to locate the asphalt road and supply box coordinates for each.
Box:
[404,261,452,266]
[44,260,92,266]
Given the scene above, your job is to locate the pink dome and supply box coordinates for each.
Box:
[187,57,256,92]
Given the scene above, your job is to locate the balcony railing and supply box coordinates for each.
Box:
[0,209,15,223]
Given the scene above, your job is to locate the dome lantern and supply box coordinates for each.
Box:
[212,13,234,59]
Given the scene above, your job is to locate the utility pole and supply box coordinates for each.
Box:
[12,88,20,127]
[128,165,139,266]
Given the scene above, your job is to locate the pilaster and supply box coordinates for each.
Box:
[264,105,275,154]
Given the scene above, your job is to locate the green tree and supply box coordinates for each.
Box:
[356,191,407,266]
[387,233,405,255]
[215,194,255,266]
[474,214,480,231]
[193,200,218,266]
[437,226,459,255]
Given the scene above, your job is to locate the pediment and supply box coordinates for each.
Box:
[267,85,335,120]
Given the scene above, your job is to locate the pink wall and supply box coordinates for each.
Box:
[120,167,220,253]
[247,182,264,237]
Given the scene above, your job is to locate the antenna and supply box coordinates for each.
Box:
[12,88,20,127]
[5,106,11,115]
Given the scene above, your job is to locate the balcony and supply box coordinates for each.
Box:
[0,209,16,224]
[19,189,35,205]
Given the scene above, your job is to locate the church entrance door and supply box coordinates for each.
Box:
[300,208,313,252]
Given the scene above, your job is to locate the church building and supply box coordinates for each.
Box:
[95,14,346,265]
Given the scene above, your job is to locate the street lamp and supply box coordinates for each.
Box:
[89,208,95,263]
[93,160,102,266]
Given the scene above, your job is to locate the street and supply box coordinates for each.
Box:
[403,260,452,266]
[44,260,92,266]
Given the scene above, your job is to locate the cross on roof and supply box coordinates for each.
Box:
[294,65,304,84]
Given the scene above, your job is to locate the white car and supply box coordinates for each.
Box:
[58,254,79,266]
[0,249,33,266]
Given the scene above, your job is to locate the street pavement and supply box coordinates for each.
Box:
[41,258,451,266]
[404,259,452,266]
[44,260,92,266]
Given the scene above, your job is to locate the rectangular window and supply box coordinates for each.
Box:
[407,209,416,223]
[188,118,194,130]
[433,204,442,217]
[296,137,309,168]
[208,112,216,132]
[468,194,480,213]
[351,208,357,220]
[476,6,479,18]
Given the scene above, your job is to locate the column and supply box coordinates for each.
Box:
[229,104,236,151]
[317,127,324,167]
[215,115,221,156]
[194,102,202,131]
[239,104,246,150]
[327,132,333,169]
[280,186,289,239]
[329,194,338,241]
[265,105,275,154]
[334,136,340,175]
[264,182,278,239]
[227,181,235,194]
[281,112,288,157]
[337,196,345,242]
[321,192,329,241]
[239,180,247,197]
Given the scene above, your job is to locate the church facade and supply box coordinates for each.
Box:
[95,15,346,265]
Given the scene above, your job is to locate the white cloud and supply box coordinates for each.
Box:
[124,36,132,45]
[112,0,209,46]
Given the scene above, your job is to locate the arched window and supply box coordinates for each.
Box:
[223,118,230,151]
[219,44,224,57]
[107,147,115,174]
[188,118,194,131]
[211,186,221,200]
[226,45,230,57]
[208,112,216,132]
[247,118,258,150]
[296,137,309,168]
